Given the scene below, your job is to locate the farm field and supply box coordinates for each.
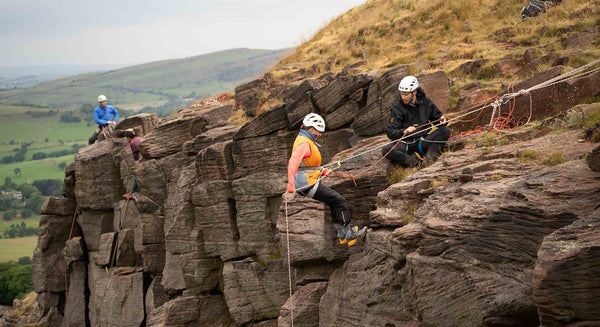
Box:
[0,236,37,263]
[0,153,74,184]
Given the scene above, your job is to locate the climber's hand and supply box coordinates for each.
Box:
[282,192,296,202]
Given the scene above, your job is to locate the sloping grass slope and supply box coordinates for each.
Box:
[274,0,600,79]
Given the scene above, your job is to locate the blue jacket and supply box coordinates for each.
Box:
[93,105,119,126]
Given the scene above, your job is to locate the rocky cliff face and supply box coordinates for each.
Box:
[20,63,600,327]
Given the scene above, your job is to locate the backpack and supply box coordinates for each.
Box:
[521,1,548,20]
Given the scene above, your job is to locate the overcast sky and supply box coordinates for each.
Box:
[0,0,366,67]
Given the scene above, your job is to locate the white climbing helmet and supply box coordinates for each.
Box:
[98,95,107,102]
[303,113,326,132]
[398,76,419,93]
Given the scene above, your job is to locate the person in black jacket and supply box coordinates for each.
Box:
[382,75,451,168]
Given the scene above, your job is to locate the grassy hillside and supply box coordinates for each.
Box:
[272,0,599,82]
[0,48,289,111]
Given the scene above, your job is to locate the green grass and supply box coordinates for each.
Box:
[403,204,419,225]
[0,153,73,184]
[0,104,50,115]
[0,109,91,144]
[0,236,38,263]
[517,150,540,163]
[0,144,81,161]
[0,217,40,235]
[389,166,419,184]
[544,151,568,166]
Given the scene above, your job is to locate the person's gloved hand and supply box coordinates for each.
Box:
[439,115,448,126]
[321,168,333,177]
[282,192,296,202]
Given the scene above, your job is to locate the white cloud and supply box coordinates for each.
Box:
[0,0,365,66]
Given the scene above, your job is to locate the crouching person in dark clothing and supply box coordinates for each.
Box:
[382,75,450,168]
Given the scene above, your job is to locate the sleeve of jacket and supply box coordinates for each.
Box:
[427,97,443,122]
[94,108,107,125]
[387,103,405,140]
[111,106,119,122]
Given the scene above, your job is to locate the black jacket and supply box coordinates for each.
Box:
[387,88,443,142]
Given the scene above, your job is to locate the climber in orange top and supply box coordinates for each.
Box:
[284,113,367,246]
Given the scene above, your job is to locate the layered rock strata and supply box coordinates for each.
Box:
[27,64,600,327]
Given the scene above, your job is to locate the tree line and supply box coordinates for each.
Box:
[0,259,32,305]
[0,178,63,222]
[1,221,37,239]
[1,143,84,164]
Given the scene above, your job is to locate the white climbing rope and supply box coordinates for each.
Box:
[284,197,294,327]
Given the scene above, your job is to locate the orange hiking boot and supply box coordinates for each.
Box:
[345,226,367,246]
[336,224,350,244]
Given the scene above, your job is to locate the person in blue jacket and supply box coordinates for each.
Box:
[88,94,119,144]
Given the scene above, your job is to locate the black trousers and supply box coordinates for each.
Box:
[382,126,451,167]
[88,130,100,145]
[298,183,351,226]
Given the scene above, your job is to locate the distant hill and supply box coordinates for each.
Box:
[0,48,290,111]
[0,64,131,89]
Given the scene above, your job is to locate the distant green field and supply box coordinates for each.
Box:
[0,236,37,263]
[0,48,287,110]
[0,105,86,185]
[0,104,50,115]
[0,153,73,184]
[0,144,82,161]
[0,217,40,235]
[0,109,91,144]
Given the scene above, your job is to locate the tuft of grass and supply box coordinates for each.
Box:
[490,174,503,181]
[544,151,568,166]
[10,291,38,318]
[476,132,509,147]
[569,55,591,68]
[497,137,510,146]
[403,204,419,225]
[389,166,418,184]
[517,149,540,163]
[580,106,600,129]
[430,177,449,188]
[582,95,600,105]
[227,109,251,126]
[481,149,490,156]
[259,252,283,269]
